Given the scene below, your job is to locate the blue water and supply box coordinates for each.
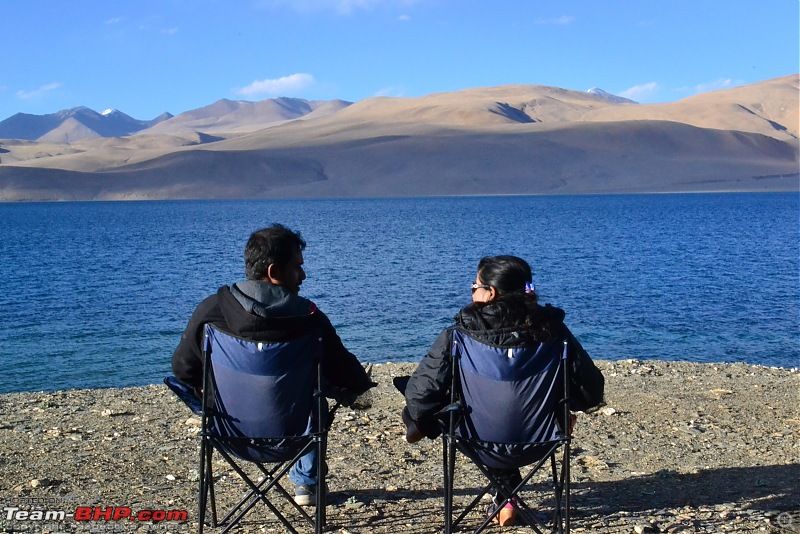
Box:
[0,193,797,393]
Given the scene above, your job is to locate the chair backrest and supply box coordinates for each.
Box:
[203,323,322,440]
[451,329,568,467]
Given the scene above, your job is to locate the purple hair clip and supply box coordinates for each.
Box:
[525,282,535,294]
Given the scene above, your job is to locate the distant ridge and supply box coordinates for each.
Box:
[0,74,797,201]
[0,107,172,142]
[142,97,352,136]
[0,97,351,142]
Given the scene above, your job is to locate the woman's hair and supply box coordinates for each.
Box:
[476,255,554,342]
[477,255,533,295]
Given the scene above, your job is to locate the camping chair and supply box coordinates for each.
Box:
[167,323,335,534]
[441,329,572,534]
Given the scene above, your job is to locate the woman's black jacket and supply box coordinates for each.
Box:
[404,300,605,437]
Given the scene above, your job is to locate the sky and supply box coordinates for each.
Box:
[1,0,798,121]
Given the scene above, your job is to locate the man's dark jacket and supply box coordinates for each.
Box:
[404,300,605,437]
[172,281,373,400]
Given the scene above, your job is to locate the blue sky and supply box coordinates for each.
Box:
[1,0,797,121]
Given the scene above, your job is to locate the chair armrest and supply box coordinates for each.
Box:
[164,376,203,415]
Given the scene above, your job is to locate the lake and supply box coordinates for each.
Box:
[0,193,797,393]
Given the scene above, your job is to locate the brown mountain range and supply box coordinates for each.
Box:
[0,74,797,201]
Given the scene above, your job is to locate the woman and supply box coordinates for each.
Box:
[401,255,604,525]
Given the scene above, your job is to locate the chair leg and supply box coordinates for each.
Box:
[549,446,571,534]
[212,447,302,534]
[316,434,327,534]
[199,438,327,534]
[460,443,562,534]
[198,438,207,534]
[218,461,284,526]
[443,436,456,534]
[198,438,217,533]
[207,446,218,527]
[563,443,570,534]
[550,453,562,534]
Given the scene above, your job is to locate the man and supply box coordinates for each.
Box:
[172,224,374,505]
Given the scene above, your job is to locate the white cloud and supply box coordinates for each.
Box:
[532,15,575,25]
[398,14,411,21]
[619,82,658,101]
[332,0,380,13]
[235,73,316,97]
[259,0,419,15]
[16,82,62,100]
[161,27,178,35]
[693,78,737,94]
[373,86,406,97]
[104,17,123,25]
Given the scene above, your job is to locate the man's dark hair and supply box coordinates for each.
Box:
[244,224,306,280]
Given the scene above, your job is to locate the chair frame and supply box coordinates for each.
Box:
[442,339,572,534]
[197,324,331,534]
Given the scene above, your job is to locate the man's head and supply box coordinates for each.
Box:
[244,224,307,293]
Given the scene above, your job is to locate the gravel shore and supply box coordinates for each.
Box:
[0,360,797,533]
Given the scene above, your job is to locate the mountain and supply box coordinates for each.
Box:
[0,107,173,143]
[141,97,352,136]
[0,75,796,201]
[580,75,799,141]
[587,88,636,104]
[0,97,349,143]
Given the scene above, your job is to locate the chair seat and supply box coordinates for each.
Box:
[455,436,565,471]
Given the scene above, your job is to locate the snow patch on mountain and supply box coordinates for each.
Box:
[587,88,636,104]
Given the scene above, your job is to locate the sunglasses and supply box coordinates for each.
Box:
[470,282,536,294]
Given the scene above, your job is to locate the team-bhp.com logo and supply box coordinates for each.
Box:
[73,506,188,522]
[2,501,188,532]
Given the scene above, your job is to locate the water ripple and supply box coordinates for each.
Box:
[0,193,797,393]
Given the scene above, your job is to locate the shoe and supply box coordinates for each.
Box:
[294,483,326,506]
[488,500,516,526]
[497,503,516,526]
[294,484,316,506]
[402,407,424,444]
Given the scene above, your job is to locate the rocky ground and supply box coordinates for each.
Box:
[0,360,797,534]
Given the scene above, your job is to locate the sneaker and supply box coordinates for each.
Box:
[294,484,317,506]
[294,483,328,507]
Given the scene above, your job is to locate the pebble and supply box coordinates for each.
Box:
[0,361,796,534]
[344,500,365,510]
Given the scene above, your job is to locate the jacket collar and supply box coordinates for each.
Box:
[454,301,566,347]
[229,280,315,318]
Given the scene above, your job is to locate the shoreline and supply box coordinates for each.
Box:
[1,356,798,397]
[1,189,799,205]
[1,359,797,533]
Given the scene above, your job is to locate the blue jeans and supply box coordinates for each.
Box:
[289,400,329,487]
[289,448,319,486]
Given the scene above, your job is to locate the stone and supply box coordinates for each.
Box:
[0,361,796,533]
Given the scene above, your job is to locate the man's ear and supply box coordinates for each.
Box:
[265,263,282,285]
